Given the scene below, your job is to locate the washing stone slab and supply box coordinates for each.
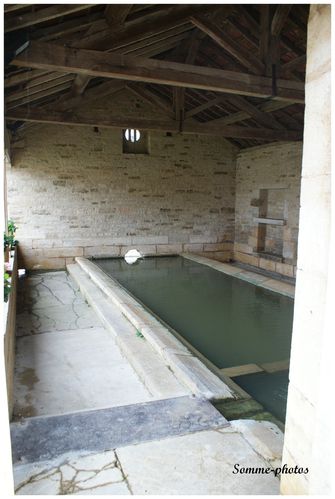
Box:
[11,395,229,464]
[73,258,236,402]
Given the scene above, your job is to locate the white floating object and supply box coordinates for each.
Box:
[124,249,142,265]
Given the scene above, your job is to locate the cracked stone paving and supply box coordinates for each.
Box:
[12,270,283,495]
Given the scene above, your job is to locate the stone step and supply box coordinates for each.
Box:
[11,396,229,464]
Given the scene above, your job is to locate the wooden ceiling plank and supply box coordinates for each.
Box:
[190,15,265,75]
[271,5,292,37]
[4,4,96,33]
[5,108,302,141]
[12,42,304,103]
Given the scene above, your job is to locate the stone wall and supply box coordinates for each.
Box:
[7,90,237,269]
[234,141,303,277]
[281,5,332,494]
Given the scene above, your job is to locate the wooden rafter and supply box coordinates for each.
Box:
[126,83,174,118]
[104,5,133,27]
[4,4,30,13]
[4,4,95,33]
[271,5,292,37]
[6,81,74,110]
[4,69,48,88]
[185,96,227,119]
[206,100,295,127]
[73,4,217,51]
[5,108,303,141]
[44,81,126,113]
[190,15,264,75]
[12,42,305,103]
[225,95,284,130]
[6,74,74,103]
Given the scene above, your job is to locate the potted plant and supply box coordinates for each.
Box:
[4,219,18,262]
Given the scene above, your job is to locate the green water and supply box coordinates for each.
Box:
[94,256,293,420]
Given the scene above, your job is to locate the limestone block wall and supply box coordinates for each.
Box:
[281,5,332,494]
[7,92,237,269]
[234,142,303,277]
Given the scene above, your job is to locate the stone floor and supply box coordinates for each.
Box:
[11,270,284,495]
[14,422,283,495]
[14,271,152,418]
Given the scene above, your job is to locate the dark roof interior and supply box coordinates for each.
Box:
[4,3,309,148]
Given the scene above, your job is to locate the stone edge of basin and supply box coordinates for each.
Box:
[74,256,235,402]
[181,253,295,299]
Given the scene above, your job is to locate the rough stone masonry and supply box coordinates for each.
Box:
[7,90,302,274]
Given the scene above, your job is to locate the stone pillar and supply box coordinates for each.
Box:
[281,5,332,495]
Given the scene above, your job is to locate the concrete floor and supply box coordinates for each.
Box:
[12,270,284,495]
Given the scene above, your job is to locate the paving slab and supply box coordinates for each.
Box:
[117,428,280,494]
[14,449,130,495]
[11,396,228,464]
[14,326,151,418]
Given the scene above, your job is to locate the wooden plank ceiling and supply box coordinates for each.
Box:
[4,3,309,148]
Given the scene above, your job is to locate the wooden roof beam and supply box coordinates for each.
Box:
[12,42,305,103]
[4,4,95,33]
[5,108,303,141]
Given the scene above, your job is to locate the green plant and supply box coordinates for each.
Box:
[4,219,18,251]
[7,219,17,235]
[4,272,11,303]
